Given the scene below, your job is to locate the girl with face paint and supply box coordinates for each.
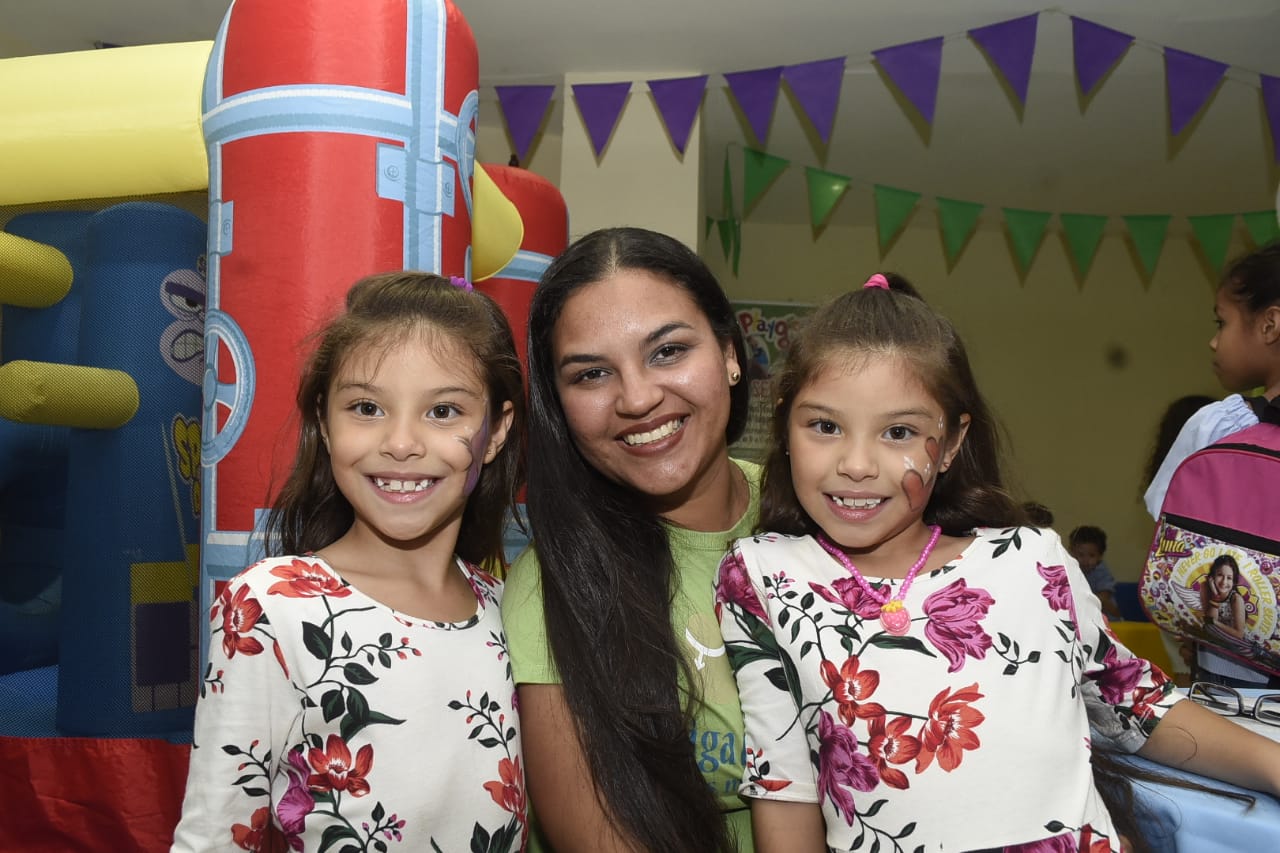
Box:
[715,274,1280,852]
[174,273,529,853]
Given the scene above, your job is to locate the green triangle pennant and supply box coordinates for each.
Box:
[743,148,790,212]
[1059,213,1108,277]
[722,151,734,217]
[936,197,984,262]
[704,215,715,240]
[732,219,743,276]
[1242,210,1280,247]
[805,167,851,229]
[874,184,922,250]
[1123,214,1171,277]
[716,218,734,261]
[1187,213,1235,271]
[1002,208,1052,272]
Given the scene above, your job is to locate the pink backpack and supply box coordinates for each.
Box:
[1140,421,1280,675]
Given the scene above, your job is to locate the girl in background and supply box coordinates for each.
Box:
[717,274,1280,852]
[173,272,527,852]
[1144,240,1280,687]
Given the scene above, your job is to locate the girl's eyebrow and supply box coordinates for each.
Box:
[333,380,481,398]
[558,320,695,369]
[794,401,935,420]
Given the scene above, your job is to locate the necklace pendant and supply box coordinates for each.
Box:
[879,600,911,636]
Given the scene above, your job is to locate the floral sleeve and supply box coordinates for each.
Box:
[172,573,297,852]
[715,543,817,803]
[1044,536,1179,752]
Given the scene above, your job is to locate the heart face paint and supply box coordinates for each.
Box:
[901,435,942,512]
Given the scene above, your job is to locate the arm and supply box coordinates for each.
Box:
[517,683,641,853]
[752,800,826,853]
[172,577,294,852]
[1224,595,1246,637]
[1137,698,1280,797]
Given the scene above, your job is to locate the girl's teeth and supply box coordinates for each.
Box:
[375,478,432,493]
[833,496,883,509]
[623,418,685,446]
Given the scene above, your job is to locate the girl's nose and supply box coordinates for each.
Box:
[835,439,877,480]
[615,369,663,416]
[381,415,425,459]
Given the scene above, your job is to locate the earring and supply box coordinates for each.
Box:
[729,369,741,384]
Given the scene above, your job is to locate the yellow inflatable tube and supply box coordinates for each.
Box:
[0,42,211,206]
[0,232,74,308]
[0,360,140,429]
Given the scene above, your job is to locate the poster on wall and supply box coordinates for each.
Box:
[730,299,813,462]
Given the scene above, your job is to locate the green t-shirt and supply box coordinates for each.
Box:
[502,458,761,851]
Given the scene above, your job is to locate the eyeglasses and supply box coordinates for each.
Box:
[1189,681,1280,727]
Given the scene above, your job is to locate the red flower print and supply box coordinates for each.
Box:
[816,711,879,825]
[230,805,270,851]
[867,714,921,790]
[922,579,994,673]
[221,584,265,659]
[744,747,793,792]
[267,558,351,599]
[820,656,886,725]
[306,734,374,797]
[1037,562,1078,627]
[716,552,767,622]
[916,683,984,773]
[483,756,527,821]
[810,577,884,621]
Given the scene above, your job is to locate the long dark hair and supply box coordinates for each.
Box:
[760,273,1021,537]
[264,271,526,566]
[1221,238,1280,315]
[525,227,748,852]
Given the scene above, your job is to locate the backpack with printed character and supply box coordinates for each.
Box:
[1140,414,1280,676]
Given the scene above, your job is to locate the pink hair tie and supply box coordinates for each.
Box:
[449,275,473,292]
[863,274,890,290]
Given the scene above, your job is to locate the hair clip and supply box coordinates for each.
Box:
[449,275,473,292]
[863,274,890,290]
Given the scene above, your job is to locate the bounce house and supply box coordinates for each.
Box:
[0,2,566,848]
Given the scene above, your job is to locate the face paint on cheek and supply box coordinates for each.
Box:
[902,436,943,512]
[456,416,491,497]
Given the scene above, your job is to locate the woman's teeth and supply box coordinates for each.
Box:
[374,478,433,493]
[623,418,685,446]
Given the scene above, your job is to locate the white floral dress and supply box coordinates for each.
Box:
[716,527,1178,853]
[172,555,525,852]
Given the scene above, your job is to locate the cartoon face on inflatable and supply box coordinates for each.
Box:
[159,265,207,386]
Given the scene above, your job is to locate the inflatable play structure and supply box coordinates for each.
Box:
[0,1,566,848]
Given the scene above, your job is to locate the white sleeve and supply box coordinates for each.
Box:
[171,577,298,852]
[1143,396,1258,519]
[715,543,818,804]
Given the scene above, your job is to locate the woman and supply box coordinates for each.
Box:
[502,227,755,852]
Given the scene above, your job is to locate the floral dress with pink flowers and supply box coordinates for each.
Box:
[172,555,525,853]
[716,527,1178,853]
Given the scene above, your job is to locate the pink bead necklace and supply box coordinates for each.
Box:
[816,525,942,636]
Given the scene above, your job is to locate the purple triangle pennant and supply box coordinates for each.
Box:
[723,66,783,144]
[1264,75,1280,163]
[1070,17,1133,96]
[873,37,945,124]
[781,56,846,144]
[494,84,555,164]
[647,74,708,155]
[571,81,633,157]
[1165,47,1229,136]
[968,14,1039,105]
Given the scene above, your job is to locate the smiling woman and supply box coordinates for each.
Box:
[502,227,756,852]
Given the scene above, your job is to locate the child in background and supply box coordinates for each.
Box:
[716,273,1280,852]
[1144,240,1280,687]
[172,273,527,852]
[1069,525,1123,621]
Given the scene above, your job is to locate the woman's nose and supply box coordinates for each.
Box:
[615,369,663,416]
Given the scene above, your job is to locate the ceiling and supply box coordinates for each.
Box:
[2,0,1277,227]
